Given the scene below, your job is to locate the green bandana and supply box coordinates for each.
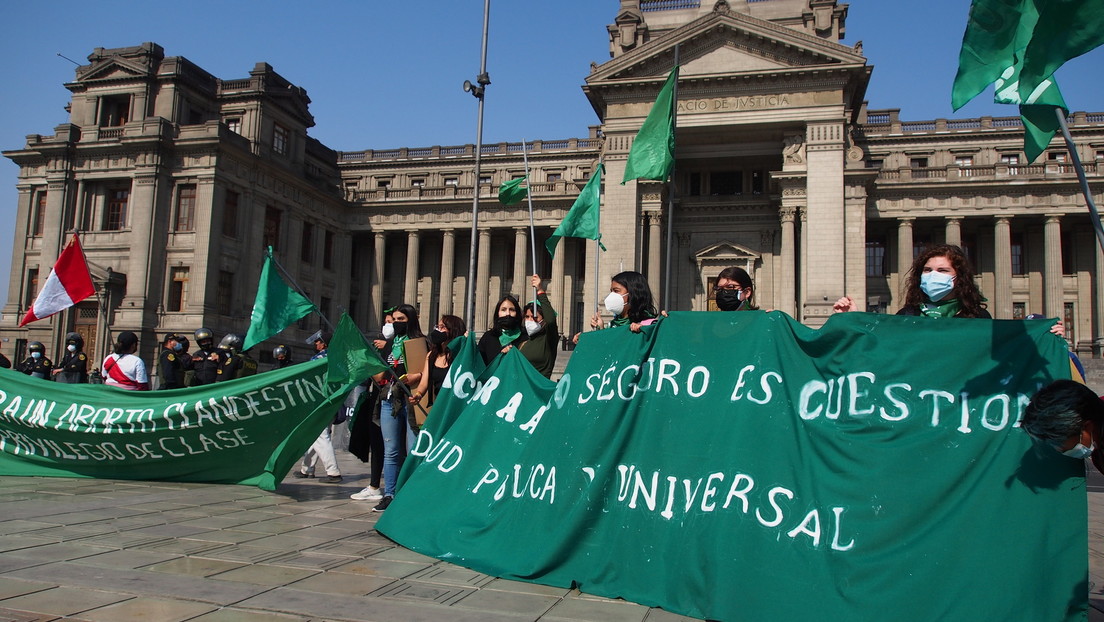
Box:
[391,334,408,363]
[609,316,632,328]
[920,298,962,319]
[498,328,521,347]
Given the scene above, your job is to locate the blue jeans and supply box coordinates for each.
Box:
[380,396,415,497]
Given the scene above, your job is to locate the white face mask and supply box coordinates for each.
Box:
[1062,441,1095,460]
[604,291,626,316]
[67,344,77,352]
[381,323,395,340]
[524,320,542,337]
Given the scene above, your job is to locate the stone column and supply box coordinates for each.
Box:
[897,218,915,282]
[801,121,846,325]
[779,207,797,317]
[799,208,808,320]
[551,234,566,315]
[513,227,528,297]
[475,229,492,332]
[1095,225,1104,353]
[3,186,34,317]
[1044,215,1063,318]
[647,213,662,288]
[945,218,962,248]
[371,231,386,322]
[404,230,420,305]
[993,217,1012,319]
[439,229,456,316]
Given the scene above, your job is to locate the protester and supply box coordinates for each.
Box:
[0,347,10,369]
[1021,379,1104,476]
[293,332,342,483]
[713,266,758,311]
[591,270,659,333]
[408,314,467,419]
[478,294,526,365]
[517,274,559,378]
[102,331,149,390]
[349,319,391,502]
[190,327,223,386]
[372,304,425,511]
[53,332,89,383]
[17,341,53,380]
[157,333,186,389]
[271,344,293,370]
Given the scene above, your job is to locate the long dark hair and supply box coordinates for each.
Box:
[489,295,521,332]
[394,303,424,338]
[612,271,658,323]
[431,315,467,363]
[903,244,987,317]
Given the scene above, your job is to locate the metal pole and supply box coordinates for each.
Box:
[522,139,539,304]
[594,162,604,323]
[464,0,492,331]
[1055,108,1104,253]
[662,47,680,311]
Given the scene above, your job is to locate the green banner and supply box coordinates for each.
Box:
[378,311,1087,621]
[0,359,349,491]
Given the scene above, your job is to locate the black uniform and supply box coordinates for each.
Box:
[158,348,185,389]
[216,350,257,381]
[17,355,53,380]
[191,345,223,385]
[239,352,259,377]
[0,352,11,368]
[55,350,89,383]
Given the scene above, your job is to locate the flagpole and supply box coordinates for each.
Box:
[1055,108,1104,253]
[662,46,680,311]
[521,139,539,304]
[594,161,603,323]
[464,0,492,331]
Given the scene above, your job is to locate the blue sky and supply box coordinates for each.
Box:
[1,1,1102,305]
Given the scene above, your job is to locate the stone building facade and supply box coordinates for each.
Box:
[4,0,1104,372]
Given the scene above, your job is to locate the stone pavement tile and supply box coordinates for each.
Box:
[75,596,217,622]
[5,561,269,606]
[75,531,167,549]
[0,577,54,600]
[179,530,268,546]
[231,521,311,535]
[122,523,215,538]
[329,558,432,579]
[0,535,56,554]
[80,514,169,530]
[172,515,264,530]
[286,523,372,541]
[131,538,226,556]
[191,544,286,564]
[19,525,114,541]
[368,579,475,606]
[304,539,391,558]
[0,521,59,537]
[260,551,356,571]
[71,549,181,570]
[0,585,133,616]
[0,542,113,565]
[482,578,571,598]
[368,546,437,564]
[187,608,309,622]
[235,587,530,622]
[449,587,559,617]
[284,571,395,596]
[541,596,650,622]
[405,565,495,589]
[144,556,247,578]
[238,532,335,551]
[0,606,54,622]
[206,563,319,587]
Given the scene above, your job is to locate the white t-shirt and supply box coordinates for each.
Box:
[102,353,149,390]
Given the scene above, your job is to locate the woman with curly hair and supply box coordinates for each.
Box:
[591,270,659,332]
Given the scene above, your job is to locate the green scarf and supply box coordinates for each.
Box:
[498,328,521,347]
[391,334,408,364]
[920,298,962,319]
[609,316,632,328]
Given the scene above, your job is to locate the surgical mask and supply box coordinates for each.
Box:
[429,329,449,346]
[173,342,183,352]
[393,321,409,336]
[524,320,542,336]
[496,315,520,331]
[381,323,395,340]
[604,291,626,316]
[920,272,955,302]
[31,352,41,359]
[1062,441,1095,460]
[716,289,744,311]
[67,344,77,353]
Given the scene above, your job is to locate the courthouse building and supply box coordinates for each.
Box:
[4,0,1104,368]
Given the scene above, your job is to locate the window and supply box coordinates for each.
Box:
[31,191,47,237]
[1064,303,1075,345]
[479,176,492,184]
[273,124,289,156]
[751,170,764,194]
[1047,151,1068,163]
[104,188,129,231]
[264,206,282,250]
[444,177,458,186]
[167,267,189,312]
[1011,232,1026,275]
[323,230,334,269]
[710,171,742,195]
[868,159,884,170]
[1000,153,1020,164]
[217,271,234,315]
[225,117,242,134]
[301,222,314,263]
[954,156,973,166]
[865,236,888,277]
[174,184,196,232]
[377,179,391,189]
[1096,150,1104,161]
[24,268,38,310]
[223,190,239,238]
[910,157,929,168]
[912,235,932,260]
[547,172,562,182]
[411,178,425,187]
[1012,302,1026,319]
[98,94,130,127]
[688,172,702,196]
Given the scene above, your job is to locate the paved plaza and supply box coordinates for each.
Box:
[0,448,1100,621]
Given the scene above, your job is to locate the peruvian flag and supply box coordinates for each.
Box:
[19,234,96,326]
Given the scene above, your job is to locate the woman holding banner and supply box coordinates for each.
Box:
[478,295,527,365]
[372,303,424,512]
[713,266,758,312]
[408,314,467,416]
[1021,379,1104,476]
[518,274,559,379]
[101,331,149,391]
[591,270,659,333]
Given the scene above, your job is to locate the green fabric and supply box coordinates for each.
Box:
[391,334,408,365]
[243,247,316,351]
[498,327,521,348]
[1019,0,1104,103]
[498,177,528,205]
[327,313,389,389]
[0,356,368,491]
[622,67,679,183]
[518,292,559,378]
[546,163,607,258]
[919,298,962,319]
[608,316,631,327]
[378,311,1085,621]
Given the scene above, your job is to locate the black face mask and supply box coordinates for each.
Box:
[393,321,409,336]
[496,315,520,331]
[716,289,744,311]
[429,329,449,346]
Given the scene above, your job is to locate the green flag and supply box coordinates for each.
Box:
[498,176,528,205]
[1019,0,1104,103]
[326,312,389,390]
[546,163,606,258]
[243,247,316,351]
[622,67,679,183]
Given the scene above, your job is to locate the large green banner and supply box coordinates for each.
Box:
[0,359,347,491]
[378,311,1087,621]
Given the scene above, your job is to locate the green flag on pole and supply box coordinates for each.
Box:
[498,176,528,205]
[326,312,389,390]
[622,67,679,184]
[546,163,606,259]
[1019,0,1104,103]
[243,247,316,351]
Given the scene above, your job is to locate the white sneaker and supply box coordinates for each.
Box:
[350,485,383,501]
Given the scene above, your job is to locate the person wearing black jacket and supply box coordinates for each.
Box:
[54,332,89,383]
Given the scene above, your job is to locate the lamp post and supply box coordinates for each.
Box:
[463,0,492,332]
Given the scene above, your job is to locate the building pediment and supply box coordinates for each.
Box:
[694,240,760,262]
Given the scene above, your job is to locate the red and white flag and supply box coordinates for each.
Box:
[19,234,96,327]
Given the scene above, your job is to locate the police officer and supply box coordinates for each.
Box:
[0,348,10,369]
[17,341,53,379]
[239,343,259,378]
[190,327,223,386]
[216,333,257,381]
[177,335,195,386]
[54,332,89,383]
[157,333,186,389]
[272,344,293,371]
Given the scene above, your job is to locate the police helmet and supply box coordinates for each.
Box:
[218,333,243,352]
[194,327,214,346]
[28,341,45,355]
[273,345,290,359]
[177,336,190,352]
[65,332,84,348]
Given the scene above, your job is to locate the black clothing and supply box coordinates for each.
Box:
[477,328,527,365]
[158,348,185,389]
[217,352,243,381]
[191,346,223,385]
[55,350,89,383]
[896,305,992,319]
[17,356,52,380]
[0,352,10,368]
[239,352,258,377]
